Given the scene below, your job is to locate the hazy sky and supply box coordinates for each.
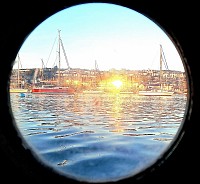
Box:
[14,2,185,72]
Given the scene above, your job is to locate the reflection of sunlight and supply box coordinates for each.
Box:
[111,95,125,133]
[112,121,125,133]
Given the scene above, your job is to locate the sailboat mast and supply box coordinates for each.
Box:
[17,54,20,88]
[41,58,44,81]
[58,29,61,86]
[159,44,163,90]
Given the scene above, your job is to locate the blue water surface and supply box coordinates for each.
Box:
[10,93,187,182]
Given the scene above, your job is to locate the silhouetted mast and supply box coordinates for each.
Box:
[57,29,71,86]
[58,30,61,86]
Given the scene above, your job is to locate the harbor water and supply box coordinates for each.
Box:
[9,93,187,182]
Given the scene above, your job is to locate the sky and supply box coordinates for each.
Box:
[13,2,185,72]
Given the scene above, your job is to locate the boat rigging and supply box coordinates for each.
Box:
[31,30,75,94]
[138,44,174,96]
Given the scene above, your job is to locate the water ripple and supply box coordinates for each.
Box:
[10,93,187,182]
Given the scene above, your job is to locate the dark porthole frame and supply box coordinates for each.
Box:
[0,0,198,183]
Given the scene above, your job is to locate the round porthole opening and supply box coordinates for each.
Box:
[9,2,189,183]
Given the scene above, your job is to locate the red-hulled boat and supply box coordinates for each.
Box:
[31,30,76,94]
[31,85,75,94]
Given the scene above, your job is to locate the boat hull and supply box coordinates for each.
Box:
[10,88,29,93]
[31,87,75,94]
[138,91,174,96]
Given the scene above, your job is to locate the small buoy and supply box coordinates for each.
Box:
[19,93,25,97]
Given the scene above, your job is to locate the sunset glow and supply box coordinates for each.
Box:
[112,80,123,89]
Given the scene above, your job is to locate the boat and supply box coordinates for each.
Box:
[19,92,26,97]
[31,30,75,94]
[138,90,174,96]
[138,44,174,96]
[10,88,29,93]
[10,54,29,93]
[32,84,75,94]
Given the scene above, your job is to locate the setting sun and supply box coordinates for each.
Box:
[112,80,123,89]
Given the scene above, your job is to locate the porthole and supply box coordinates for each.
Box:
[1,1,195,184]
[8,2,189,183]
